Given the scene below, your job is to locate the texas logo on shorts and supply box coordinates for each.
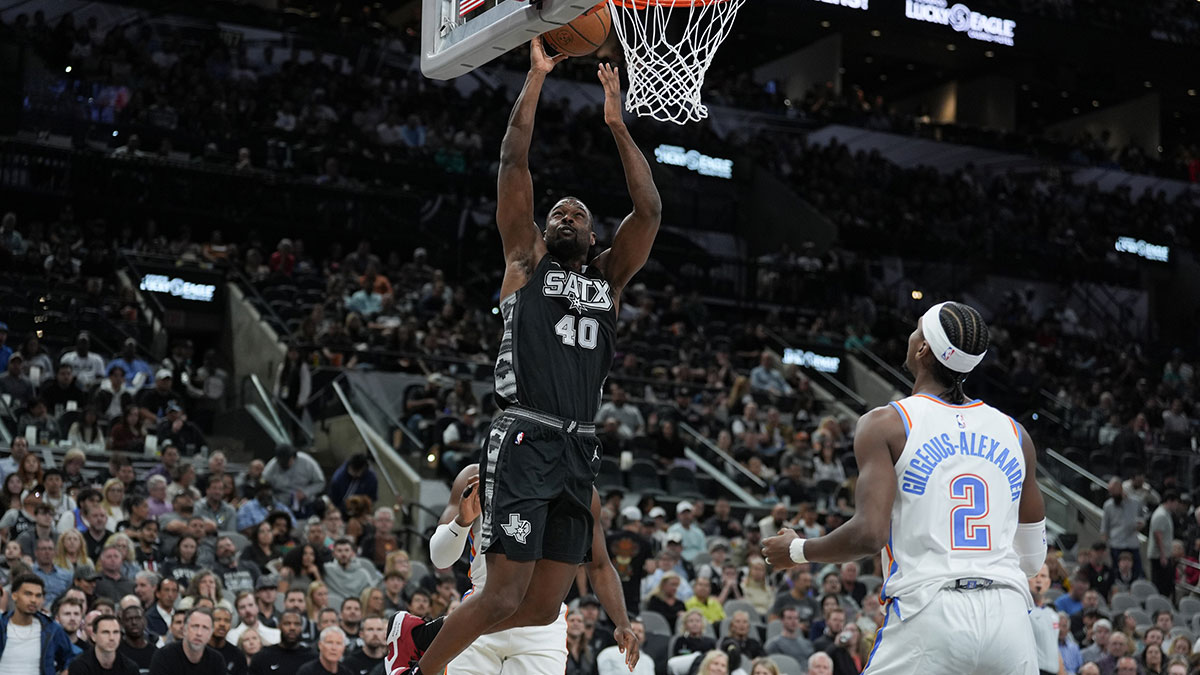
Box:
[502,513,531,544]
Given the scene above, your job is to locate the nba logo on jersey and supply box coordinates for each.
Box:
[514,431,525,445]
[956,414,967,429]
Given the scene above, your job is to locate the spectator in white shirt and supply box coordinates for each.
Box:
[59,333,106,389]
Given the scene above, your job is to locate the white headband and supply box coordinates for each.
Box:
[921,302,986,374]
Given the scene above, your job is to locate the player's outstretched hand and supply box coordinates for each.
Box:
[531,36,567,75]
[614,624,640,672]
[762,528,799,570]
[456,476,481,526]
[598,63,623,127]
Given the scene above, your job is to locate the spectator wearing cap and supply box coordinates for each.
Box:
[263,445,325,514]
[155,402,206,455]
[60,332,107,388]
[440,407,481,476]
[667,502,706,564]
[136,370,177,418]
[40,364,87,415]
[0,321,10,371]
[74,564,102,606]
[255,575,280,628]
[327,454,378,514]
[0,351,35,409]
[236,481,293,534]
[107,339,155,388]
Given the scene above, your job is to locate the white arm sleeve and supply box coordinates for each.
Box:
[1014,519,1047,577]
[429,519,471,569]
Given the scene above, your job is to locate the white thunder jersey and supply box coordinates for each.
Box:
[881,393,1034,620]
[465,518,487,596]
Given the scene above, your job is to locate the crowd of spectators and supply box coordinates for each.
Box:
[0,427,426,674]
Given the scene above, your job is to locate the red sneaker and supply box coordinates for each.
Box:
[385,611,426,674]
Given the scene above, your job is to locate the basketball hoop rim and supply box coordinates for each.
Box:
[609,0,734,10]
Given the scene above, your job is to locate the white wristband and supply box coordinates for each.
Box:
[789,537,808,565]
[449,519,470,536]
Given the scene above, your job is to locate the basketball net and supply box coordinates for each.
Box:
[606,0,746,124]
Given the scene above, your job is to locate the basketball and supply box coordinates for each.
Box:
[542,2,612,58]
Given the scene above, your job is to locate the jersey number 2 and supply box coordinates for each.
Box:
[555,315,599,349]
[949,474,991,550]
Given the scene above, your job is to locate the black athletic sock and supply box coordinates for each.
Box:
[411,616,444,652]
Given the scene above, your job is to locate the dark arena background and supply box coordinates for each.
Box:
[0,1,1199,674]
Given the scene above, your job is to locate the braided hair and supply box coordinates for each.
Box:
[929,302,990,404]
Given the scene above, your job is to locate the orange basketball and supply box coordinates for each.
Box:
[543,2,612,58]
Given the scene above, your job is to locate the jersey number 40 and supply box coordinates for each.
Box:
[555,315,600,350]
[949,474,991,551]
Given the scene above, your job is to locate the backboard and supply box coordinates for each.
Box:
[421,0,598,80]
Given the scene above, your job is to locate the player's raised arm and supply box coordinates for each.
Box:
[1014,422,1048,576]
[585,489,639,671]
[429,464,480,570]
[496,38,561,284]
[591,63,662,295]
[762,406,901,567]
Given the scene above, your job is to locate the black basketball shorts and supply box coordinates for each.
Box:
[477,405,601,564]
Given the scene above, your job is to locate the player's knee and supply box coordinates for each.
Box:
[477,585,525,621]
[530,602,561,626]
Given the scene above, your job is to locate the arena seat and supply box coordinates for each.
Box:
[596,457,625,493]
[764,619,782,643]
[1178,596,1200,618]
[667,466,705,501]
[1144,594,1174,616]
[640,610,672,637]
[722,599,764,624]
[1110,592,1141,614]
[690,552,711,569]
[1126,608,1151,626]
[627,459,665,496]
[767,653,803,675]
[1130,580,1158,601]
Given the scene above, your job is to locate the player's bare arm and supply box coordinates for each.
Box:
[589,63,662,305]
[763,406,902,567]
[585,488,640,672]
[1016,422,1044,525]
[1014,420,1048,577]
[496,37,562,299]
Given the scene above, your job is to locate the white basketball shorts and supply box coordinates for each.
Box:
[446,604,568,675]
[863,586,1037,675]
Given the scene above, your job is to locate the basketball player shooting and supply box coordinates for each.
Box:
[403,37,661,675]
[762,302,1048,675]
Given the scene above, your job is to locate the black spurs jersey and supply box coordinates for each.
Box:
[494,253,617,420]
